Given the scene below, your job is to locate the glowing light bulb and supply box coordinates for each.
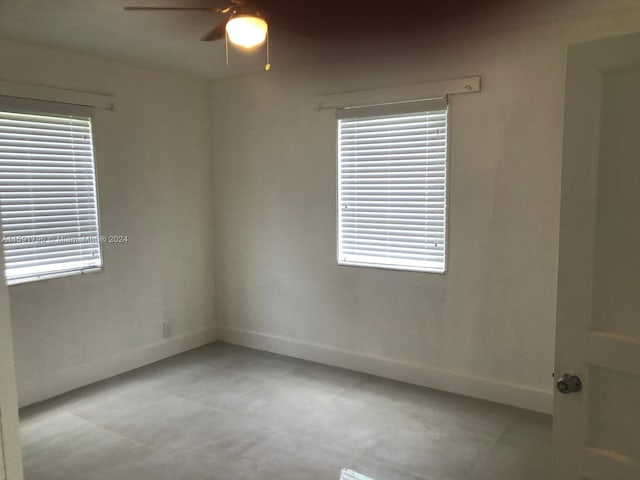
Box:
[226,15,268,49]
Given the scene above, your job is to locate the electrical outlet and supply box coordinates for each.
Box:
[162,322,172,339]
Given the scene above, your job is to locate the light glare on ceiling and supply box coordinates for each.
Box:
[225,15,268,49]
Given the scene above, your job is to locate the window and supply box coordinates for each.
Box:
[0,105,102,285]
[337,99,448,273]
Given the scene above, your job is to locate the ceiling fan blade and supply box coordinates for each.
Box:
[124,6,216,10]
[201,20,228,41]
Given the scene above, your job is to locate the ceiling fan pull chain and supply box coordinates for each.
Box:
[225,30,230,67]
[265,28,271,71]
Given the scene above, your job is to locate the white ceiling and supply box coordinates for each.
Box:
[0,0,314,78]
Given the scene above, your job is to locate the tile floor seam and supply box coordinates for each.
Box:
[464,420,511,479]
[354,431,473,480]
[65,410,148,448]
[24,409,147,452]
[350,452,436,480]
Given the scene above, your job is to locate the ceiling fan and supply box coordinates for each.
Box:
[124,0,271,68]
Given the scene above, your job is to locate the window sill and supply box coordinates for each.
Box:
[7,267,103,287]
[338,260,446,275]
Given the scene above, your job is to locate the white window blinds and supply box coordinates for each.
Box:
[0,107,102,285]
[337,98,448,273]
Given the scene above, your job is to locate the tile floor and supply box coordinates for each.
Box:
[20,342,552,480]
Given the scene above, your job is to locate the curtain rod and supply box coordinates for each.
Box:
[315,75,480,112]
[0,79,116,111]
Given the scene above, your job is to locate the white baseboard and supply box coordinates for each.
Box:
[18,326,217,407]
[217,326,553,414]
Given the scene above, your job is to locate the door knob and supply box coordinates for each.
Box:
[556,373,582,394]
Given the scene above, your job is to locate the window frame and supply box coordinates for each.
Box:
[0,97,104,286]
[335,99,450,274]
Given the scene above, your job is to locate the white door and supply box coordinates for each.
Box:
[554,32,640,480]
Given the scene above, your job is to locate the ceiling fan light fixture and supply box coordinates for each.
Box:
[225,15,268,49]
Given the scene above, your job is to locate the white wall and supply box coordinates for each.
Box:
[0,247,22,478]
[0,40,217,406]
[210,3,640,414]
